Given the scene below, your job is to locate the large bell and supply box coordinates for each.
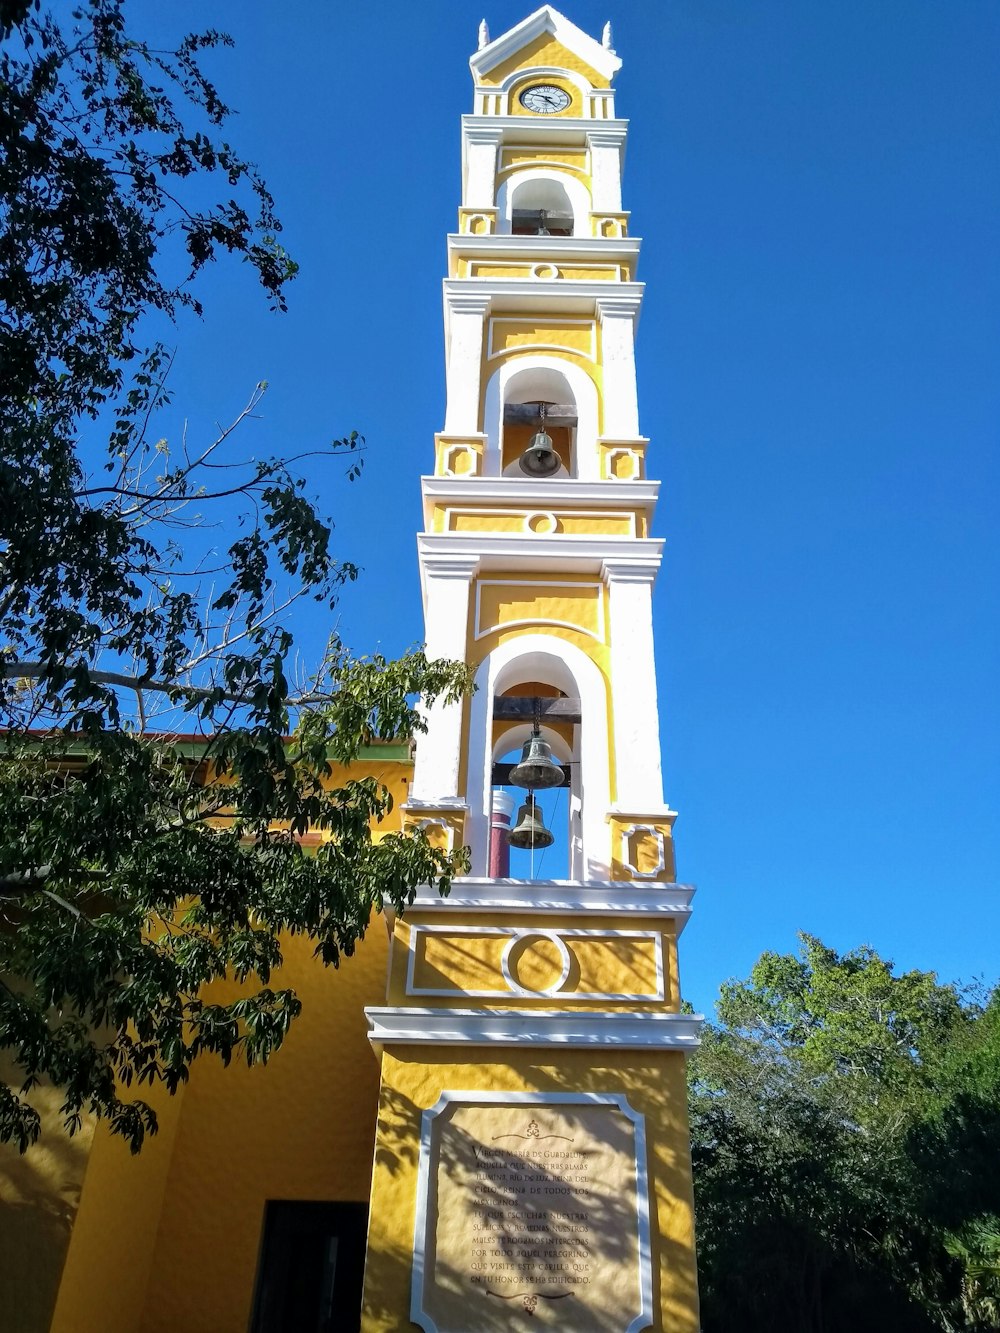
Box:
[509,727,565,790]
[507,795,555,850]
[518,425,561,477]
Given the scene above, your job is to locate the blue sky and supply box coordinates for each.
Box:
[138,1,999,1017]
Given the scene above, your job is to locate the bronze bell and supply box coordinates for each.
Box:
[509,727,564,790]
[507,795,555,850]
[518,425,561,477]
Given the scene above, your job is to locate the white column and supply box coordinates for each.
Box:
[587,128,626,212]
[603,558,664,809]
[443,292,490,434]
[597,295,641,438]
[411,555,479,803]
[464,125,503,209]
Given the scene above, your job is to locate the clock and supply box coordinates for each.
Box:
[519,83,571,114]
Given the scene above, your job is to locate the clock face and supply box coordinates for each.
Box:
[519,83,571,114]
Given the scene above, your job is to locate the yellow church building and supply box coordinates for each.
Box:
[1,10,703,1331]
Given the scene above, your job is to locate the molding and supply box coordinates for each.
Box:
[602,556,661,586]
[405,876,695,926]
[401,798,470,814]
[445,290,493,316]
[418,532,664,579]
[421,476,659,512]
[448,233,642,263]
[411,1090,651,1333]
[405,923,666,1002]
[419,552,480,581]
[595,292,643,321]
[464,124,505,146]
[463,114,628,141]
[367,1007,702,1051]
[444,277,644,318]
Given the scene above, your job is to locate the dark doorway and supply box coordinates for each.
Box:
[249,1200,368,1333]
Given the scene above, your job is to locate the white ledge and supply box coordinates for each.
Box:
[366,1007,703,1053]
[408,876,695,921]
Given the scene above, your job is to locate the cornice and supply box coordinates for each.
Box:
[443,277,644,323]
[461,114,628,145]
[408,875,695,919]
[366,1007,703,1052]
[417,532,664,587]
[447,233,642,263]
[420,475,659,508]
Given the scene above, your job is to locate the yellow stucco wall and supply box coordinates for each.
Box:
[479,36,610,91]
[362,1049,699,1333]
[49,925,390,1333]
[0,1063,98,1333]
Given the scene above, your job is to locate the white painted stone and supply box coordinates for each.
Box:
[598,294,641,437]
[604,558,664,808]
[411,554,479,802]
[443,293,490,434]
[588,127,626,211]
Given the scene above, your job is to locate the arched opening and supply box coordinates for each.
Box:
[499,364,576,478]
[467,637,612,881]
[496,169,590,238]
[483,357,600,481]
[509,176,574,236]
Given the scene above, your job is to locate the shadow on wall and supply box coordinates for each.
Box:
[0,1064,96,1333]
[363,1052,700,1333]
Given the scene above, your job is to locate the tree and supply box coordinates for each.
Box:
[689,935,1000,1332]
[0,1,471,1153]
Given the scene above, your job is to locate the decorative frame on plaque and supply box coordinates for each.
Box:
[411,1091,654,1332]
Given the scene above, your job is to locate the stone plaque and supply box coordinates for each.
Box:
[412,1092,652,1332]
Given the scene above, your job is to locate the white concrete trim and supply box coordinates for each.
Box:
[410,1089,650,1333]
[619,825,667,879]
[448,233,642,263]
[418,533,664,584]
[408,875,695,919]
[474,577,606,642]
[368,1007,703,1050]
[404,923,666,1001]
[501,928,573,995]
[467,633,612,879]
[422,475,658,508]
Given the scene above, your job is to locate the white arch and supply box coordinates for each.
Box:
[497,167,592,237]
[467,633,612,880]
[495,65,595,100]
[483,355,600,480]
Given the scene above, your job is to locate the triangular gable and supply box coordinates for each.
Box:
[471,6,621,86]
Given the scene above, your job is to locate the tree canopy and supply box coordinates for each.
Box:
[0,0,471,1152]
[689,935,1000,1332]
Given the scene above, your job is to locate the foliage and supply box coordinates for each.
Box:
[689,935,1000,1332]
[0,1,472,1152]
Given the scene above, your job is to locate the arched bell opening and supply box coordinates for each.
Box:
[482,358,599,481]
[467,636,612,881]
[497,171,590,238]
[490,708,576,881]
[499,365,576,479]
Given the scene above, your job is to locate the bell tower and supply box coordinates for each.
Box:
[363,9,701,1330]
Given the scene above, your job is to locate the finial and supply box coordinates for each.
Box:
[478,19,490,50]
[602,21,615,52]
